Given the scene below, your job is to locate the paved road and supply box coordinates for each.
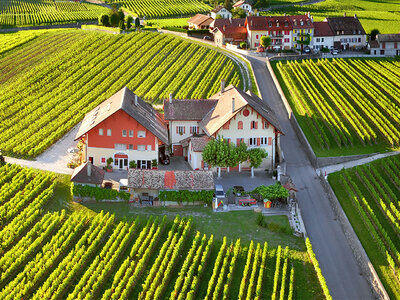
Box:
[247,56,374,300]
[0,21,96,33]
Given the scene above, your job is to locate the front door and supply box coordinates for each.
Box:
[119,159,123,169]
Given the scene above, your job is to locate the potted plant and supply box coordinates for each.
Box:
[129,160,137,169]
[151,159,158,169]
[106,157,113,172]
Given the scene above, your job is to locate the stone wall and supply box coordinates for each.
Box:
[269,53,320,61]
[320,175,390,300]
[317,153,381,168]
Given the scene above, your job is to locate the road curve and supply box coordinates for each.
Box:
[247,56,374,300]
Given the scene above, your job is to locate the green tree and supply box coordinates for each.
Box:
[232,7,246,18]
[216,14,223,19]
[247,148,267,177]
[98,13,109,26]
[236,141,248,171]
[109,11,119,27]
[135,17,140,30]
[251,183,289,200]
[118,9,125,22]
[119,20,126,31]
[370,28,380,40]
[125,15,133,29]
[260,36,271,48]
[224,0,232,11]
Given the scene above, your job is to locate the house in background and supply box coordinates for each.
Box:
[70,161,105,187]
[75,87,168,170]
[187,14,214,30]
[164,81,284,171]
[211,18,246,47]
[370,34,400,56]
[233,0,253,15]
[312,21,334,50]
[289,14,314,51]
[325,14,366,50]
[211,6,232,19]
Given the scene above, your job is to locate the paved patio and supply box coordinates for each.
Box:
[214,169,276,192]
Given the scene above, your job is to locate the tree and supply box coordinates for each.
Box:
[296,33,310,52]
[119,20,126,31]
[224,0,232,11]
[236,141,248,172]
[260,36,271,49]
[251,183,289,200]
[135,17,140,30]
[98,13,109,26]
[118,9,125,22]
[125,15,133,29]
[109,11,120,27]
[231,7,246,18]
[370,29,380,40]
[240,41,247,49]
[247,148,267,177]
[216,14,223,19]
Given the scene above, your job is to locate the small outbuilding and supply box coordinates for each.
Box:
[70,161,105,187]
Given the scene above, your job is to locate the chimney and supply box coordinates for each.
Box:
[87,161,92,177]
[229,17,232,24]
[232,97,235,113]
[169,93,173,104]
[220,79,225,94]
[344,12,346,17]
[223,24,226,31]
[134,94,138,106]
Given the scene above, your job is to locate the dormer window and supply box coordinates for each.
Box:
[358,30,361,34]
[294,20,297,26]
[284,21,288,27]
[307,20,310,25]
[342,30,344,34]
[300,20,303,26]
[276,21,280,27]
[269,21,272,27]
[337,30,340,35]
[353,30,356,34]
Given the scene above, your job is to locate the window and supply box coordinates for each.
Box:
[176,126,185,135]
[260,137,268,145]
[358,38,361,43]
[115,144,127,150]
[129,144,133,150]
[380,50,385,55]
[256,34,259,39]
[138,130,146,138]
[147,145,152,151]
[284,38,289,43]
[264,121,269,129]
[107,129,112,136]
[236,138,244,146]
[124,159,128,167]
[316,38,320,43]
[321,38,324,42]
[137,145,146,151]
[237,121,243,130]
[190,126,199,134]
[101,157,106,163]
[382,42,386,49]
[249,137,257,146]
[129,130,134,137]
[122,129,127,137]
[137,160,151,169]
[250,121,258,129]
[395,42,398,49]
[99,128,103,136]
[114,159,118,166]
[89,157,93,164]
[294,30,297,34]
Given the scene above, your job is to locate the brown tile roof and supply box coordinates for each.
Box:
[75,87,168,143]
[325,16,365,35]
[128,169,214,190]
[211,5,225,13]
[71,162,105,185]
[313,21,334,37]
[377,34,400,42]
[288,15,314,29]
[188,14,214,27]
[164,99,218,121]
[199,85,284,136]
[213,18,247,41]
[245,16,293,31]
[190,135,211,151]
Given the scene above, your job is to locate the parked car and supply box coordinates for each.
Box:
[159,153,170,165]
[304,46,311,54]
[203,36,212,40]
[214,184,226,199]
[67,147,79,153]
[331,49,338,55]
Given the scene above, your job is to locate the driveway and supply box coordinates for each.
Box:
[158,156,191,171]
[247,56,374,299]
[214,170,275,192]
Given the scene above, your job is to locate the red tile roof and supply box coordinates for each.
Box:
[213,18,247,41]
[313,21,334,37]
[188,14,214,27]
[288,15,314,29]
[245,16,292,31]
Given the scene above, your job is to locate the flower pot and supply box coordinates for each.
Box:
[152,167,158,170]
[106,168,112,173]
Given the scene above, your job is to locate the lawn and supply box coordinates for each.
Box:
[328,154,400,299]
[263,0,400,33]
[272,58,400,157]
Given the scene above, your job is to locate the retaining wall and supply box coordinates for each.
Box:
[320,175,390,300]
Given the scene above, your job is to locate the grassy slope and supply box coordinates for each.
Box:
[264,0,400,33]
[328,155,400,299]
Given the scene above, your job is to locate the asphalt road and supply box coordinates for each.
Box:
[247,56,374,300]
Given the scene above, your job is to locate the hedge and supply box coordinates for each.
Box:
[158,190,213,205]
[72,183,130,201]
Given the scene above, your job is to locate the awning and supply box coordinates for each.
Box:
[115,154,128,158]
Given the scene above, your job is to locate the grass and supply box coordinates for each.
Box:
[328,154,400,299]
[271,58,400,157]
[264,0,400,33]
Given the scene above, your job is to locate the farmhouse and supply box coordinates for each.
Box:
[187,14,214,29]
[164,81,284,170]
[210,5,232,19]
[75,87,168,170]
[211,18,247,47]
[312,21,334,50]
[233,0,253,14]
[325,14,366,50]
[370,34,400,56]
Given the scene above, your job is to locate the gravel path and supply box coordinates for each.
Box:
[4,123,81,175]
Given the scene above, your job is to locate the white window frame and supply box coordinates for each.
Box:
[249,137,257,147]
[177,126,185,135]
[129,130,134,137]
[138,130,146,138]
[107,129,112,136]
[137,145,146,151]
[115,144,127,150]
[191,125,199,134]
[260,137,268,145]
[122,129,127,137]
[99,128,103,136]
[147,145,152,151]
[128,144,133,150]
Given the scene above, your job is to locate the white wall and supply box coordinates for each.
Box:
[312,36,334,49]
[333,34,366,49]
[169,120,203,145]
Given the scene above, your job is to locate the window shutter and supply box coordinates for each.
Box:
[257,138,260,146]
[176,126,178,133]
[183,127,186,134]
[190,126,193,134]
[236,138,240,146]
[268,137,272,145]
[228,138,231,144]
[255,121,258,129]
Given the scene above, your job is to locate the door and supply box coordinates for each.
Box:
[119,159,123,169]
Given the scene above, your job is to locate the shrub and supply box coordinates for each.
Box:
[240,41,247,49]
[129,160,137,168]
[98,14,109,27]
[256,212,267,228]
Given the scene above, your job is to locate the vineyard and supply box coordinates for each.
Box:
[329,154,400,299]
[0,29,242,158]
[0,164,329,299]
[274,58,400,157]
[0,0,108,27]
[107,0,210,18]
